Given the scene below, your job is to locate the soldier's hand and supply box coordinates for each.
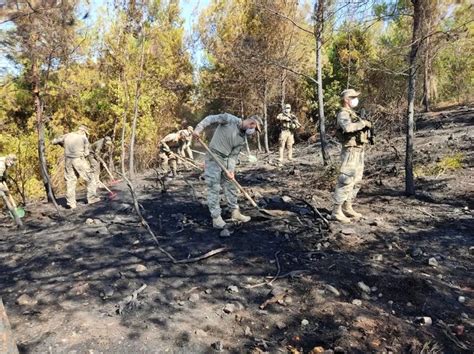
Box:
[192,131,201,140]
[0,183,8,192]
[364,120,372,128]
[226,171,235,180]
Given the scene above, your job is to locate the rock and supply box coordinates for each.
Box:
[16,294,37,306]
[410,247,423,257]
[70,282,90,296]
[428,257,439,267]
[301,319,309,326]
[276,321,286,330]
[135,264,148,273]
[334,347,345,354]
[85,218,94,225]
[325,284,340,297]
[244,326,252,336]
[372,254,383,261]
[223,303,236,314]
[227,285,239,293]
[211,341,223,352]
[415,316,432,326]
[99,286,114,299]
[309,347,325,354]
[205,289,212,294]
[458,296,466,303]
[194,329,207,337]
[220,229,231,238]
[357,281,371,294]
[282,196,292,203]
[189,293,200,303]
[455,325,464,336]
[341,228,356,235]
[352,299,362,306]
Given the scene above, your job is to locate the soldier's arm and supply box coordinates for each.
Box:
[338,111,365,133]
[160,134,177,150]
[51,135,65,145]
[83,137,90,157]
[277,113,291,122]
[194,113,240,135]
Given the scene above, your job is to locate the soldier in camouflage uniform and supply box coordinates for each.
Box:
[0,154,18,218]
[52,125,99,209]
[178,126,194,160]
[89,136,112,197]
[277,103,301,163]
[159,130,189,177]
[332,89,372,223]
[193,113,262,229]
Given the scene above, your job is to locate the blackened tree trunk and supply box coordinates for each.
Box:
[405,0,423,196]
[314,0,330,165]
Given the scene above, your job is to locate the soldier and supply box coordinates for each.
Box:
[52,125,99,209]
[0,154,20,223]
[277,103,301,163]
[178,126,194,160]
[159,130,189,177]
[89,136,113,197]
[193,113,262,229]
[332,89,372,223]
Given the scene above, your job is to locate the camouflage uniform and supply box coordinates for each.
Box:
[159,133,182,176]
[88,137,111,197]
[194,113,245,218]
[52,131,96,208]
[333,107,368,205]
[277,107,300,162]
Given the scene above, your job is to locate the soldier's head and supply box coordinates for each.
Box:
[341,89,360,109]
[187,126,194,134]
[104,136,113,146]
[284,103,291,114]
[242,115,263,136]
[5,154,17,167]
[179,129,190,140]
[77,125,89,136]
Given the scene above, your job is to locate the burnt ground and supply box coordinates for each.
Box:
[0,106,473,353]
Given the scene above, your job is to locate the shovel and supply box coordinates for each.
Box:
[97,156,121,185]
[2,182,25,218]
[168,151,203,171]
[195,137,284,219]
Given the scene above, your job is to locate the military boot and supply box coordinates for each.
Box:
[212,215,227,229]
[342,201,362,219]
[331,204,351,223]
[88,197,101,205]
[231,208,251,223]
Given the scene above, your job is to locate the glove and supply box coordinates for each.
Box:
[364,120,372,128]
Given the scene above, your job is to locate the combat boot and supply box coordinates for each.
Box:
[331,204,351,223]
[212,215,227,229]
[231,208,251,223]
[88,197,101,205]
[342,201,362,219]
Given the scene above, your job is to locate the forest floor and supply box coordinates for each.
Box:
[1,105,473,354]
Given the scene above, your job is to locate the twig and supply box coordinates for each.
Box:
[289,194,329,226]
[246,251,281,288]
[116,283,147,315]
[183,178,198,202]
[415,207,437,219]
[174,247,228,264]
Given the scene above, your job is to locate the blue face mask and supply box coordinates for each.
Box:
[245,128,256,135]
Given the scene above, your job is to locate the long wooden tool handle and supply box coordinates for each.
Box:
[3,182,17,209]
[98,180,112,193]
[96,156,115,180]
[196,137,258,208]
[169,151,201,170]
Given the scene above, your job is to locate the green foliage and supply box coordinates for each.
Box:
[414,153,464,177]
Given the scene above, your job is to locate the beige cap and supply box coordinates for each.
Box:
[284,103,291,109]
[341,89,360,98]
[248,115,263,132]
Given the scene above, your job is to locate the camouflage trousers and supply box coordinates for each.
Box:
[333,147,365,205]
[159,150,178,175]
[279,130,295,161]
[65,157,95,208]
[89,157,101,197]
[204,156,239,218]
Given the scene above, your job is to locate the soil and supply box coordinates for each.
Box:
[1,105,473,353]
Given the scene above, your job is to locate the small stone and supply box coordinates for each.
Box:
[276,321,286,330]
[410,247,423,257]
[428,257,439,267]
[301,319,309,326]
[458,296,466,303]
[223,303,235,314]
[85,218,94,225]
[309,346,325,354]
[341,228,356,235]
[455,325,464,336]
[325,284,340,297]
[406,302,413,307]
[205,289,212,294]
[323,242,330,248]
[415,316,432,326]
[16,294,37,306]
[70,282,90,296]
[334,346,344,353]
[282,196,292,203]
[220,229,231,237]
[373,254,383,261]
[194,329,207,337]
[211,341,223,352]
[461,312,468,319]
[135,264,148,273]
[189,293,200,302]
[352,299,362,306]
[132,240,140,245]
[227,285,239,293]
[244,326,252,336]
[357,281,371,294]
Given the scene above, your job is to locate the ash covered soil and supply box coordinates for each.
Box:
[1,106,473,353]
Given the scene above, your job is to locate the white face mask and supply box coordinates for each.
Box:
[350,98,359,108]
[245,128,256,135]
